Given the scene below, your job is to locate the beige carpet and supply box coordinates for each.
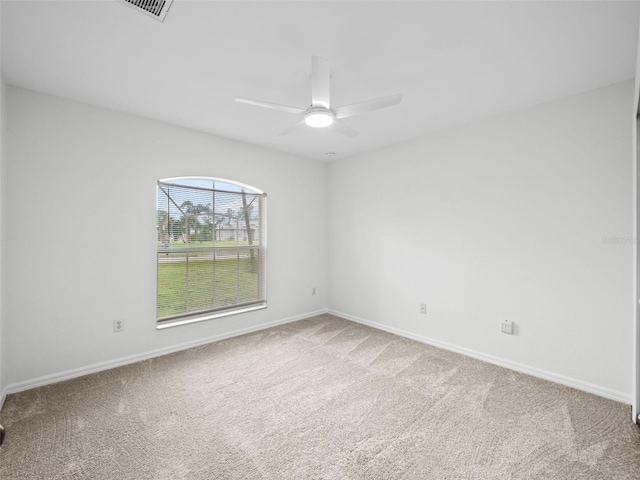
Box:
[1,313,639,479]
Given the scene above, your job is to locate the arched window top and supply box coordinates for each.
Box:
[158,176,264,195]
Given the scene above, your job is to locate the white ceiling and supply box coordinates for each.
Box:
[2,1,639,161]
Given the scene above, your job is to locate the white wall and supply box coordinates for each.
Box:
[0,1,5,406]
[4,86,327,388]
[328,80,635,402]
[632,25,640,421]
[0,75,5,406]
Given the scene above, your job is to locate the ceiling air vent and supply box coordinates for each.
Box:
[121,0,173,22]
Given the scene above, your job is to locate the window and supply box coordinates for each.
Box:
[156,177,267,328]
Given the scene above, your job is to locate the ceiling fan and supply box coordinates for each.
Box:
[235,56,403,137]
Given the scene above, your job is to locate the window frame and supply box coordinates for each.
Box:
[156,176,267,329]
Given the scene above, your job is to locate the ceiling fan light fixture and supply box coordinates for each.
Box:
[305,112,334,128]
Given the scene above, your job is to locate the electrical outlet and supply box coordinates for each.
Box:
[501,319,514,335]
[113,319,124,333]
[420,303,427,314]
[312,287,316,296]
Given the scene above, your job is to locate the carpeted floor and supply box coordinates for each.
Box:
[1,313,640,479]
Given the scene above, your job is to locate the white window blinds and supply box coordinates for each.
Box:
[156,179,267,327]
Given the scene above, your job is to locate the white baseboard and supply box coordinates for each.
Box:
[329,310,631,405]
[0,386,7,411]
[3,309,329,399]
[4,308,628,409]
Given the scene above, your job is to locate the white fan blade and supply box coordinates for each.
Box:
[329,119,359,138]
[235,98,305,116]
[279,120,306,136]
[311,56,330,109]
[333,93,403,119]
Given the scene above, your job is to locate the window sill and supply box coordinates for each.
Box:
[156,303,267,330]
